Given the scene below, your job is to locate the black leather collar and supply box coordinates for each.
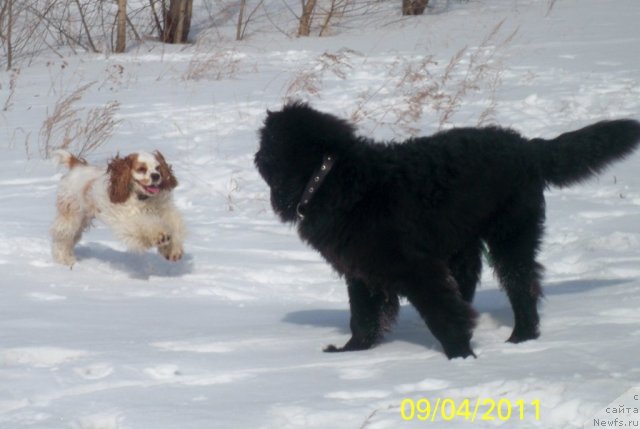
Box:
[296,154,335,220]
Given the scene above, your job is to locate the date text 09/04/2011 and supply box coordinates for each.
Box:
[400,398,541,423]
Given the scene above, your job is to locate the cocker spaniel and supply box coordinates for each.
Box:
[50,150,185,266]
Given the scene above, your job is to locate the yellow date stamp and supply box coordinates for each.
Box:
[400,397,541,423]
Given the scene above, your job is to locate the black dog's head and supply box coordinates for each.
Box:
[255,102,356,222]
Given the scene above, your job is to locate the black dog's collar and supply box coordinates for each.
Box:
[296,154,335,220]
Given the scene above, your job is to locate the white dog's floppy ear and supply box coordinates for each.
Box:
[107,154,135,203]
[154,150,178,190]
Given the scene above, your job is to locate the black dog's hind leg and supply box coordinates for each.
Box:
[448,240,483,303]
[404,260,477,359]
[325,277,399,352]
[486,191,545,343]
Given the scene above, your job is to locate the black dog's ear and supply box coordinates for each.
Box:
[266,109,273,117]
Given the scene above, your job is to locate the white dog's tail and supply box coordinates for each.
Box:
[52,149,87,169]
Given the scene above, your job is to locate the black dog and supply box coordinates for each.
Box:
[255,102,640,359]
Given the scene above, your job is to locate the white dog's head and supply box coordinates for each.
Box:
[107,151,178,203]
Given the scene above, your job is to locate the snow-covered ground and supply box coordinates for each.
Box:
[1,0,640,428]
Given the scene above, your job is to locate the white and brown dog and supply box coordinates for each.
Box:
[50,150,185,266]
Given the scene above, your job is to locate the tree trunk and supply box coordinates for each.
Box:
[163,0,192,43]
[115,0,126,53]
[402,0,429,16]
[298,0,317,37]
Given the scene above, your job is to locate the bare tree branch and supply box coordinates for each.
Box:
[6,0,13,69]
[74,0,99,52]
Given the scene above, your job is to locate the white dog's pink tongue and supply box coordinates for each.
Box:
[146,186,160,195]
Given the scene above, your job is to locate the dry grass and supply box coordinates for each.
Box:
[284,48,359,101]
[38,81,121,159]
[350,19,517,135]
[2,68,20,111]
[226,175,240,212]
[282,20,515,137]
[183,48,243,81]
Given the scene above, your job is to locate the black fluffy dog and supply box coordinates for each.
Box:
[255,102,640,359]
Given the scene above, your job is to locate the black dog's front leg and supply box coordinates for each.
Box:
[325,277,399,352]
[404,260,477,359]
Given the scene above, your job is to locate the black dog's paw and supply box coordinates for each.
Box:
[442,340,477,360]
[445,347,477,360]
[323,337,375,353]
[506,328,540,344]
[323,344,343,353]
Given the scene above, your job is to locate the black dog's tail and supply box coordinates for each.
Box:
[534,119,640,188]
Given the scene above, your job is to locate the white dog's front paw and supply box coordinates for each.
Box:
[159,243,183,262]
[52,247,76,267]
[155,232,172,247]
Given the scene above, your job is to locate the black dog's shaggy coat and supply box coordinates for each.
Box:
[255,102,640,359]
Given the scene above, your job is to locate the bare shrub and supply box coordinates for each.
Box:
[39,82,121,159]
[1,0,160,67]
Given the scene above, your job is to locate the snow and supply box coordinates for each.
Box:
[1,0,640,428]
